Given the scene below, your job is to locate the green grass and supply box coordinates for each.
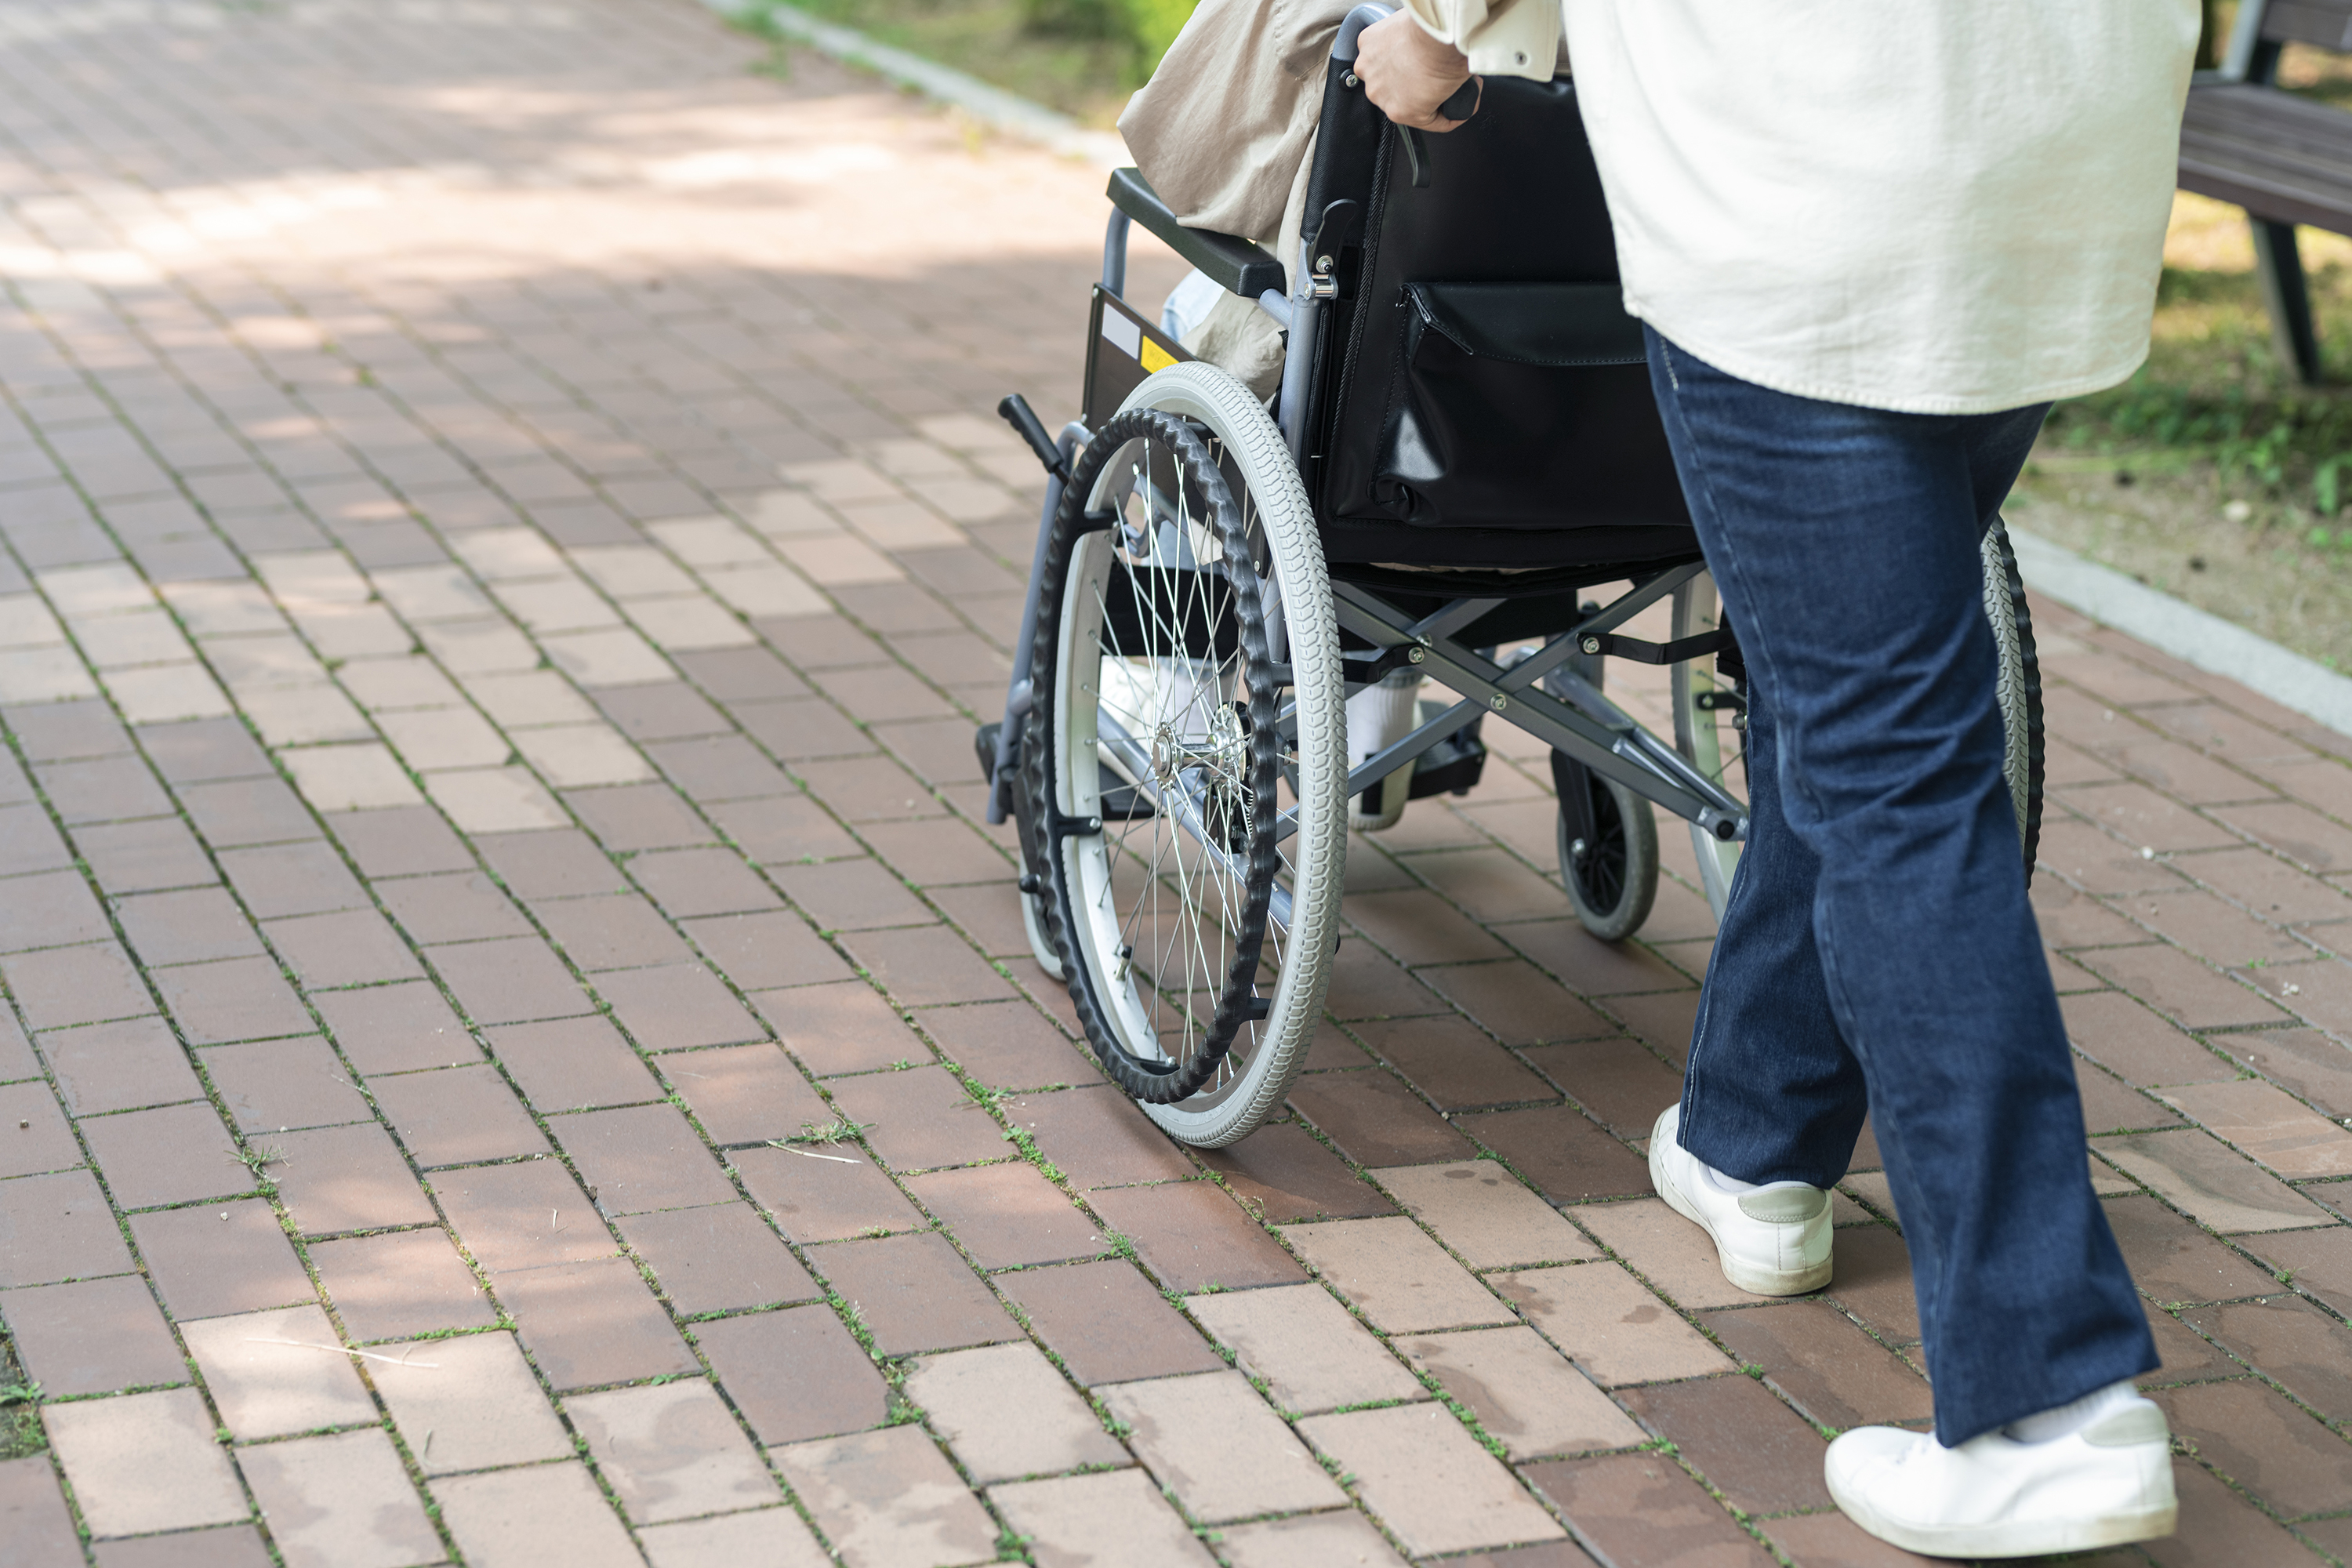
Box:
[753,0,1198,125]
[0,1338,43,1461]
[2015,241,2352,673]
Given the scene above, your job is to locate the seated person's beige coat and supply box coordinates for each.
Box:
[1120,0,1358,244]
[1119,0,1564,398]
[1117,0,1359,397]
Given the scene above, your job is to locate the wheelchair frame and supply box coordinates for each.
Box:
[985,4,1750,896]
[971,5,2042,1149]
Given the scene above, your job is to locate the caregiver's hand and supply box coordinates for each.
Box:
[1356,12,1477,132]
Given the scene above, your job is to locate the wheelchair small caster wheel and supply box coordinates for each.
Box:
[1552,754,1658,943]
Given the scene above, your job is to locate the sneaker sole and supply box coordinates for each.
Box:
[1828,1472,2176,1558]
[1648,1138,1832,1297]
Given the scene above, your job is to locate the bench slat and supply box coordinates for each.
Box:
[2180,129,2352,191]
[2180,82,2352,234]
[2185,100,2352,169]
[2264,0,2352,51]
[2180,137,2352,234]
[2187,82,2352,139]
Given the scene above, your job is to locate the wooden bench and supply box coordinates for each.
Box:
[2180,0,2352,380]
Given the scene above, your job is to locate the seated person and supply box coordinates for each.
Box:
[1120,0,1564,401]
[1123,0,1498,829]
[1118,0,1359,399]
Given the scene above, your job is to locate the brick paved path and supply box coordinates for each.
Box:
[0,3,2349,1565]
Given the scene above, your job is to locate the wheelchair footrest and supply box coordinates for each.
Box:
[1406,726,1486,800]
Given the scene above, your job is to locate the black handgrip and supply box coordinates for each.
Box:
[1439,75,1480,122]
[997,394,1070,483]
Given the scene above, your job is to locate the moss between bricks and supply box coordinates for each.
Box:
[0,1334,43,1462]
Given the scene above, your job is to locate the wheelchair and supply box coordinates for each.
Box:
[977,4,2045,1148]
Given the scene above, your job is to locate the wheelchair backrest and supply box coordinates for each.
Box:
[1298,56,1697,580]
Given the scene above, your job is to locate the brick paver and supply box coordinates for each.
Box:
[0,1,2347,1563]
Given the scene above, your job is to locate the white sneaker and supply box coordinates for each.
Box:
[1826,1394,2177,1557]
[1647,1103,1831,1295]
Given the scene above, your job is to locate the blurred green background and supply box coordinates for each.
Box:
[771,0,1201,124]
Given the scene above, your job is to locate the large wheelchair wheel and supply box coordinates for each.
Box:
[1669,517,2045,920]
[1018,362,1347,1148]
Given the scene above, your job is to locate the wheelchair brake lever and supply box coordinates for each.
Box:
[1393,79,1475,194]
[1397,125,1430,189]
[997,394,1072,483]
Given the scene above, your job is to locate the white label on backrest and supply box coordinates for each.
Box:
[1099,309,1142,360]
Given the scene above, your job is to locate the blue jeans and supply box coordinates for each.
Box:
[1644,329,2155,1447]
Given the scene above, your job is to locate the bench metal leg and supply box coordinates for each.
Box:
[2252,219,2322,384]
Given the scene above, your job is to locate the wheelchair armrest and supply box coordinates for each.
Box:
[1107,169,1287,301]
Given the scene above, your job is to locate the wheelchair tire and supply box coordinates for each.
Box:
[1553,758,1659,943]
[1668,576,1743,920]
[982,721,1069,982]
[1982,517,2046,872]
[1020,887,1065,982]
[1668,516,2045,920]
[1019,361,1346,1148]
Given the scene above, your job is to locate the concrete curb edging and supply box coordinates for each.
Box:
[699,0,1128,166]
[2010,524,2352,738]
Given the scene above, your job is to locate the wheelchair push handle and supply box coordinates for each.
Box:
[998,394,1073,484]
[1330,0,1479,117]
[1334,2,1392,62]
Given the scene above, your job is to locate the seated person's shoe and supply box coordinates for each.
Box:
[1647,1103,1831,1295]
[1825,1388,2176,1557]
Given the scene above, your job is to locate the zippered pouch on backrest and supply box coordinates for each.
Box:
[1362,281,1686,533]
